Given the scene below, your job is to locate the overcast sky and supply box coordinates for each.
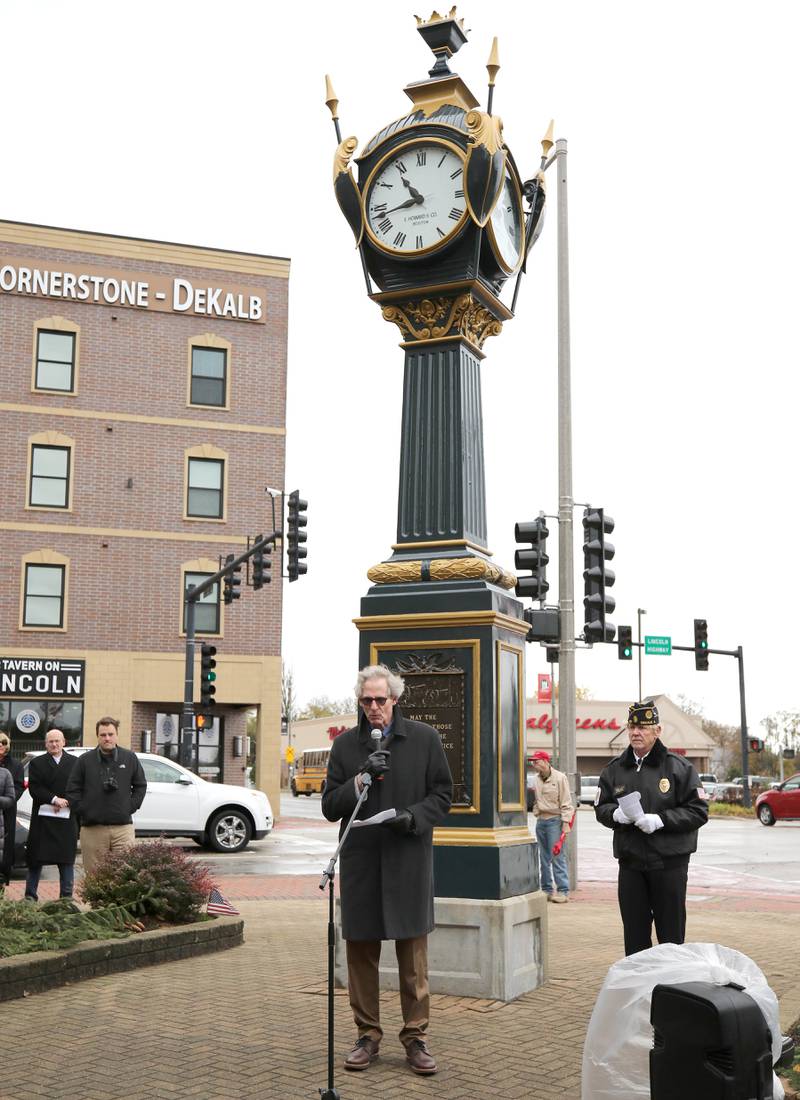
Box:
[3,1,797,732]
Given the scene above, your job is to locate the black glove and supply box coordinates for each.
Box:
[360,750,390,779]
[383,808,414,835]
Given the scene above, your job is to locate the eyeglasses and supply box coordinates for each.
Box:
[360,696,388,707]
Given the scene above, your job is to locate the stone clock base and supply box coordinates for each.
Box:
[334,891,549,1002]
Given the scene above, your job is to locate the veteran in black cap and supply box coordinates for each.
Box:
[595,700,709,955]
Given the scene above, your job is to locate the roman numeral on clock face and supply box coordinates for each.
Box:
[372,203,387,215]
[415,235,423,249]
[395,160,408,175]
[448,207,463,221]
[393,232,407,247]
[378,217,393,234]
[416,150,426,166]
[450,167,461,180]
[454,189,464,198]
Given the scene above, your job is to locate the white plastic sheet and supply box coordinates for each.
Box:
[581,941,784,1100]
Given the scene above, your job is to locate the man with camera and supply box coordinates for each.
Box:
[65,717,147,876]
[322,664,452,1077]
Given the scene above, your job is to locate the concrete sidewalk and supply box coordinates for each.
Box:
[2,881,798,1100]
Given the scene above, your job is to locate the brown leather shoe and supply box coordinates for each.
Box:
[344,1036,380,1071]
[406,1038,437,1075]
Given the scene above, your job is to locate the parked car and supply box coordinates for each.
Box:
[731,775,780,790]
[19,749,273,854]
[754,774,800,826]
[698,772,718,797]
[579,775,600,805]
[711,782,744,803]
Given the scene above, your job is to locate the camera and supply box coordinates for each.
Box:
[103,775,118,793]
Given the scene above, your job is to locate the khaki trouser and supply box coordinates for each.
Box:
[79,824,135,876]
[346,935,429,1047]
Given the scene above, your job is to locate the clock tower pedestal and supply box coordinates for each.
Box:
[330,11,549,1001]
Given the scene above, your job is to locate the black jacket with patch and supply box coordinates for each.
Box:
[595,738,708,870]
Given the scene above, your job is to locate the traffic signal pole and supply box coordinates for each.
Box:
[619,636,752,809]
[181,532,278,771]
[556,137,578,892]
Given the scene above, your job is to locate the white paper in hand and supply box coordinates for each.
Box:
[617,792,644,821]
[352,808,397,828]
[38,804,71,819]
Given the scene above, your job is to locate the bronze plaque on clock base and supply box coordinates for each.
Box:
[355,577,538,902]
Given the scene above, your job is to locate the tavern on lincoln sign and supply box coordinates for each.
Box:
[0,657,86,698]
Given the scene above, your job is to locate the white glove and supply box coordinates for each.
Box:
[636,813,663,834]
[613,806,633,825]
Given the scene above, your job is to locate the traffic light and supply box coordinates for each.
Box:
[618,625,633,660]
[514,517,549,601]
[251,537,271,590]
[748,737,765,752]
[286,490,308,582]
[199,643,217,711]
[582,507,615,643]
[694,618,709,671]
[223,554,241,604]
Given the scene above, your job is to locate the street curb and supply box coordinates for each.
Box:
[0,915,243,1002]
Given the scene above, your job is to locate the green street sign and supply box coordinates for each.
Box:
[645,635,672,655]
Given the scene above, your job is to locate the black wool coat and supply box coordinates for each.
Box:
[595,738,708,870]
[0,754,24,877]
[26,752,80,866]
[321,707,453,942]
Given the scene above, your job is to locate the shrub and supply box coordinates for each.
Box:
[80,840,214,923]
[0,897,136,958]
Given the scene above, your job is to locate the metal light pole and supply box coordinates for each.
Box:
[637,608,647,700]
[556,137,578,892]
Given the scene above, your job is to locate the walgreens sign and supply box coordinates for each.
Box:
[526,714,622,735]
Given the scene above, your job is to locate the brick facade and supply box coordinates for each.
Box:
[0,221,288,810]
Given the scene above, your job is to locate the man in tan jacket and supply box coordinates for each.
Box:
[531,750,574,903]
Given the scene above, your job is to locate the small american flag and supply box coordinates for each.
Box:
[207,887,240,916]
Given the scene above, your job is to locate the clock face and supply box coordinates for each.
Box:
[364,140,467,255]
[488,170,524,272]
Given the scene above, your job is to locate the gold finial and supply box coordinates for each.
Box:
[486,37,500,86]
[415,6,465,31]
[324,74,339,121]
[541,119,554,157]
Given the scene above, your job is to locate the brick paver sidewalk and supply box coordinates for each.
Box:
[2,885,798,1100]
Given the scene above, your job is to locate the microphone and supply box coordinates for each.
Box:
[370,728,383,749]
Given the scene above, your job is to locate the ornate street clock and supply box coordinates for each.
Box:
[326,9,551,943]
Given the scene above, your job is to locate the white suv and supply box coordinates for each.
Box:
[20,749,273,854]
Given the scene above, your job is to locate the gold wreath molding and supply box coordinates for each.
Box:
[368,556,516,590]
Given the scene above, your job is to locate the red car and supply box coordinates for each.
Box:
[754,773,800,825]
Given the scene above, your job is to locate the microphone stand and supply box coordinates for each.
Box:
[317,773,374,1100]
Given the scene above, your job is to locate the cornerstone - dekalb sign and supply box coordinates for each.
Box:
[0,258,265,323]
[0,656,85,698]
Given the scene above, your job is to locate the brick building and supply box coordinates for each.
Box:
[0,220,288,811]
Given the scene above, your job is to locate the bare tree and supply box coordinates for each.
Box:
[282,662,298,723]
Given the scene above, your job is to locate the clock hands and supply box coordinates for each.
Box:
[402,177,425,203]
[382,196,423,215]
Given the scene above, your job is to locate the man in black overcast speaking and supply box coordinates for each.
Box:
[322,663,452,1077]
[595,700,708,955]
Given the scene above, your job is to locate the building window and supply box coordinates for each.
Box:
[35,330,76,392]
[184,572,220,634]
[191,346,227,407]
[23,564,65,627]
[187,458,224,518]
[29,445,70,508]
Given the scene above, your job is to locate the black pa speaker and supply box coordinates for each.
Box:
[650,981,774,1100]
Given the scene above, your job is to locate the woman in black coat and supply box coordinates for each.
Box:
[0,732,24,885]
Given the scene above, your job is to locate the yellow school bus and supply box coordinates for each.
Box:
[291,747,330,796]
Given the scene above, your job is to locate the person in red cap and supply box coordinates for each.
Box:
[531,749,574,903]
